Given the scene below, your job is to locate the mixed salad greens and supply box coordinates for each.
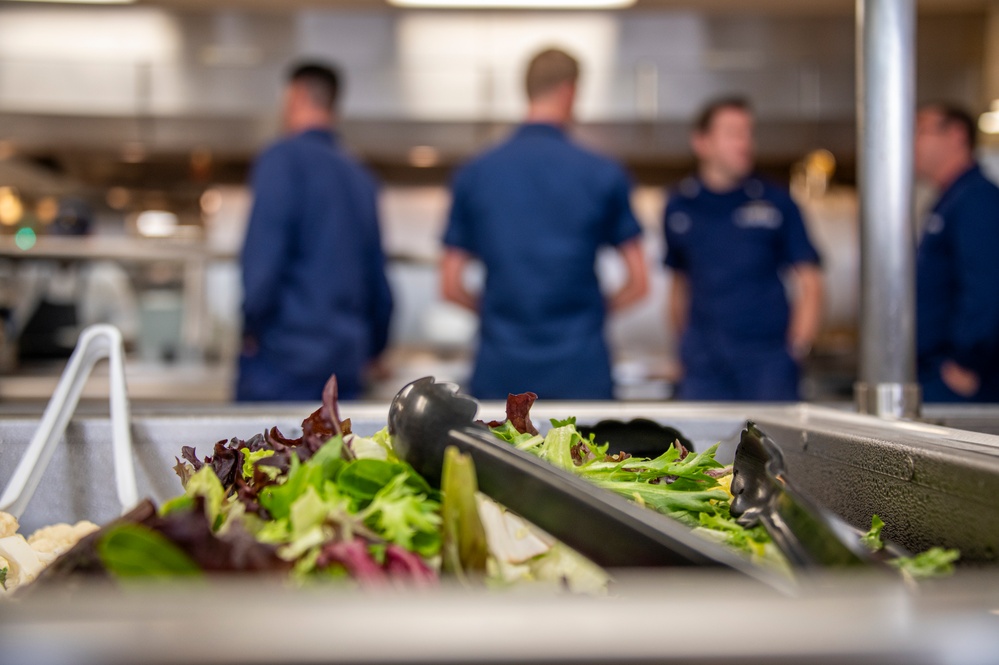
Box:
[4,378,604,594]
[485,391,961,580]
[485,392,786,571]
[1,380,963,594]
[87,378,495,586]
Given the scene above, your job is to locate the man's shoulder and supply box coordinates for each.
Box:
[256,136,298,164]
[667,177,704,207]
[947,170,999,226]
[264,135,377,186]
[557,137,628,179]
[964,166,999,200]
[745,176,795,204]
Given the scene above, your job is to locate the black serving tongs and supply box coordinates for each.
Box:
[388,377,783,585]
[730,423,889,569]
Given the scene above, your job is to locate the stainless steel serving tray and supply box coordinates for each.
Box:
[2,401,998,562]
[3,401,999,665]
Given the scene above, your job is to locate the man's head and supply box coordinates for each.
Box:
[525,48,579,124]
[283,61,341,133]
[691,97,755,188]
[915,103,976,186]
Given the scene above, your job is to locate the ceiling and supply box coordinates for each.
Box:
[129,0,990,14]
[0,0,991,212]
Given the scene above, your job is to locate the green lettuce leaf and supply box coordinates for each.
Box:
[537,425,578,472]
[160,465,226,530]
[97,524,202,579]
[242,449,277,481]
[337,459,409,505]
[890,547,960,579]
[361,474,442,558]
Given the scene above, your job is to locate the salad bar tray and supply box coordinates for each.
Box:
[2,400,999,664]
[2,401,998,563]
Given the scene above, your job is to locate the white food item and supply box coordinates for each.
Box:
[0,516,99,593]
[28,521,99,557]
[345,433,389,461]
[0,511,18,538]
[0,535,57,592]
[476,496,552,565]
[476,495,609,592]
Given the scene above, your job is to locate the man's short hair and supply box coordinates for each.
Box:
[288,61,341,111]
[694,96,752,134]
[525,48,579,100]
[920,102,978,151]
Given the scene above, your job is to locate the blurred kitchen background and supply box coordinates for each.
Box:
[1,0,999,403]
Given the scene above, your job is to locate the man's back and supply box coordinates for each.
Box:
[240,129,392,399]
[443,123,641,398]
[447,124,637,347]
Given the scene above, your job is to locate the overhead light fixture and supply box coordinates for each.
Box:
[0,187,24,227]
[979,100,999,136]
[200,188,223,216]
[136,210,178,238]
[35,196,59,225]
[5,0,135,4]
[389,0,635,8]
[408,146,441,168]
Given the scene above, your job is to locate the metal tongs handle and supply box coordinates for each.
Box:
[0,324,137,518]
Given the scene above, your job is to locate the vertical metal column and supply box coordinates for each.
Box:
[854,0,921,418]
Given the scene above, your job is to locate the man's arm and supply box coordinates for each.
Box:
[939,195,999,396]
[241,148,297,339]
[440,247,479,312]
[667,269,690,339]
[787,263,824,360]
[365,185,393,361]
[607,238,649,312]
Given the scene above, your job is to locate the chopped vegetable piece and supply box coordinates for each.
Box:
[861,514,886,552]
[441,446,489,580]
[890,547,960,579]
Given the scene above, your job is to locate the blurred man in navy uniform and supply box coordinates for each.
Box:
[440,48,649,400]
[237,62,393,402]
[914,103,999,402]
[663,97,823,401]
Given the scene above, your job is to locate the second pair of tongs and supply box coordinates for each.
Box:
[730,423,894,569]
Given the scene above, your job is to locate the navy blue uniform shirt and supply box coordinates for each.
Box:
[663,176,820,400]
[443,123,642,400]
[917,163,999,402]
[238,128,392,401]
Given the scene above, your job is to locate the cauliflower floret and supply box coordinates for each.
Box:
[27,521,99,557]
[0,511,18,538]
[0,535,57,592]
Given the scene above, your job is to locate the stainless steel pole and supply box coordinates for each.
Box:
[854,0,921,418]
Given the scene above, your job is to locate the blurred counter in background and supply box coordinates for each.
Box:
[0,359,232,404]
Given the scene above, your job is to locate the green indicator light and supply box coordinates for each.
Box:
[15,227,36,251]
